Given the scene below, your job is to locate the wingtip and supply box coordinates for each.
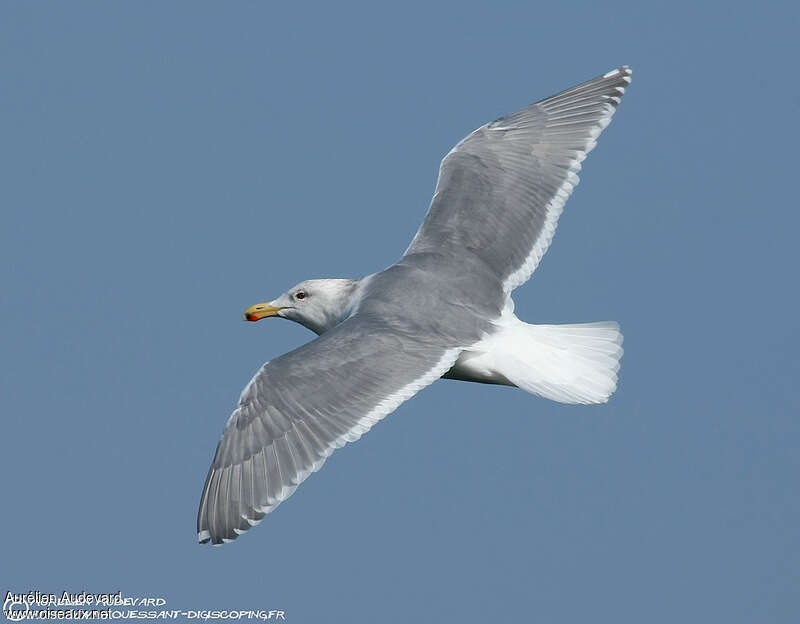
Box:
[604,66,633,80]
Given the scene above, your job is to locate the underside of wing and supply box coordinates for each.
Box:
[197,315,460,544]
[405,66,632,293]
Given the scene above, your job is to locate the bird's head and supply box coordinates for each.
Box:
[243,278,359,335]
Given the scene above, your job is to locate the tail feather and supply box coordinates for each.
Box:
[493,320,623,404]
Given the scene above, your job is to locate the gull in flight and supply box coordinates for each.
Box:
[198,67,632,544]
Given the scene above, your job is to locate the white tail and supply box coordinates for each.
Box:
[448,315,623,404]
[495,320,623,404]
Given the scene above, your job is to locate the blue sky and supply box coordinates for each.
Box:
[2,1,798,622]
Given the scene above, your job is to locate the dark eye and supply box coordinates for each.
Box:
[295,290,306,300]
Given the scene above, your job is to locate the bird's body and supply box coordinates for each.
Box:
[199,67,632,544]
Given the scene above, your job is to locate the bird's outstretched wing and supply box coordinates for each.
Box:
[404,66,632,293]
[197,314,459,544]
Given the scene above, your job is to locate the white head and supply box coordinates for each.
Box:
[243,279,359,335]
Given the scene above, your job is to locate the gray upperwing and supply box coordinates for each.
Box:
[405,66,632,293]
[198,313,460,544]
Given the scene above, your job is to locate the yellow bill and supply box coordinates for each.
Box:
[243,302,283,322]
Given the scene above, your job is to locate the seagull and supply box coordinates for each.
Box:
[198,66,632,544]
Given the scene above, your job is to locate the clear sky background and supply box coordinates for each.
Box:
[2,2,798,622]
